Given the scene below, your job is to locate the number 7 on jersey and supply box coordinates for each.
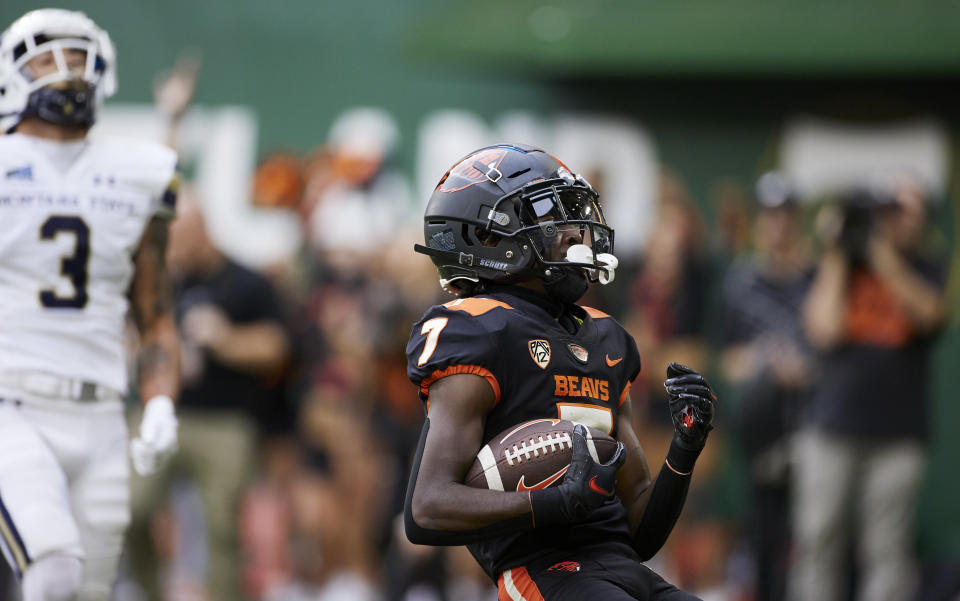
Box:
[417,317,448,366]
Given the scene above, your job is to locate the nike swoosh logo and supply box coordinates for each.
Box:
[516,466,569,492]
[605,355,623,367]
[589,475,612,496]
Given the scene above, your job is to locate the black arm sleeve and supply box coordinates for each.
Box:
[631,435,702,560]
[403,419,533,546]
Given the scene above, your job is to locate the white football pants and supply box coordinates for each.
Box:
[0,388,130,601]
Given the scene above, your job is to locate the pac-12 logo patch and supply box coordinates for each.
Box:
[528,340,551,370]
[567,344,589,364]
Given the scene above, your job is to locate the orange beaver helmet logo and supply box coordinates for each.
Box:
[437,148,510,193]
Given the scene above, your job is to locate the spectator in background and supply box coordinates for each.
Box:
[382,516,498,601]
[619,167,724,595]
[281,117,433,593]
[126,189,293,601]
[788,173,948,601]
[720,172,815,601]
[260,389,384,601]
[625,167,711,424]
[710,176,754,265]
[301,107,413,280]
[152,49,200,151]
[253,152,305,210]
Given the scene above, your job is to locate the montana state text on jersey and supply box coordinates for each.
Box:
[0,133,178,393]
[406,289,641,577]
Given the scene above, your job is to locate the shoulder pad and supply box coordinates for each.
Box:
[93,136,179,218]
[580,306,610,319]
[441,297,514,316]
[0,135,30,169]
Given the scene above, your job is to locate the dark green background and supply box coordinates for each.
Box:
[3,0,958,558]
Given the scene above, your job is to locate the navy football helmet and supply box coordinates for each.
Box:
[416,144,618,295]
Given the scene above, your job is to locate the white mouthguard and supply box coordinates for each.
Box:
[565,244,594,265]
[564,244,618,285]
[595,253,618,284]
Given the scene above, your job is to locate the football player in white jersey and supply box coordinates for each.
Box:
[0,9,181,601]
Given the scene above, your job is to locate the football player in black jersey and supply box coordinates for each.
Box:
[405,144,717,600]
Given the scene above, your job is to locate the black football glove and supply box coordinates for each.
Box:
[663,362,716,450]
[530,424,626,526]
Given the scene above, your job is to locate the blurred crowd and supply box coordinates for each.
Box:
[3,64,952,601]
[108,102,956,601]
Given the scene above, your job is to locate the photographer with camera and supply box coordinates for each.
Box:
[787,173,948,601]
[721,172,815,601]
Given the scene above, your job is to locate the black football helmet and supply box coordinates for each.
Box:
[415,144,618,295]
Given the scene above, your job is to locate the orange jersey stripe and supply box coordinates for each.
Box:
[421,364,501,411]
[498,567,546,601]
[581,306,610,319]
[618,380,632,407]
[443,297,514,316]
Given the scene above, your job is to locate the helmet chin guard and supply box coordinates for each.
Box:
[417,144,618,295]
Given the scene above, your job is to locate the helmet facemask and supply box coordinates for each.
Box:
[18,38,103,91]
[493,172,618,286]
[0,10,116,131]
[17,39,103,128]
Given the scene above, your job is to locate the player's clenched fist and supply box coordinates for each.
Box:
[663,362,716,449]
[530,424,626,525]
[130,395,179,476]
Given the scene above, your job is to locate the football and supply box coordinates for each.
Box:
[463,419,619,492]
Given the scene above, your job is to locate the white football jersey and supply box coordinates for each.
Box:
[0,132,177,392]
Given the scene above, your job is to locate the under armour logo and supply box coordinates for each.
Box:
[5,165,33,180]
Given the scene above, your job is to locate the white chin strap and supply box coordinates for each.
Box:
[565,244,619,285]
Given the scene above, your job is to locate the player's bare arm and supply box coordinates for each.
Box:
[128,216,181,477]
[868,237,946,333]
[411,373,532,531]
[803,248,849,349]
[623,363,716,559]
[182,306,290,374]
[130,216,180,402]
[613,395,655,530]
[408,373,625,544]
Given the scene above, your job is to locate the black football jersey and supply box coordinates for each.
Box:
[406,288,642,577]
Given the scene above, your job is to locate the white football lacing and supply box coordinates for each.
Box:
[504,432,572,466]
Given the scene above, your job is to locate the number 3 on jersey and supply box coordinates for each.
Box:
[39,215,90,309]
[417,317,449,366]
